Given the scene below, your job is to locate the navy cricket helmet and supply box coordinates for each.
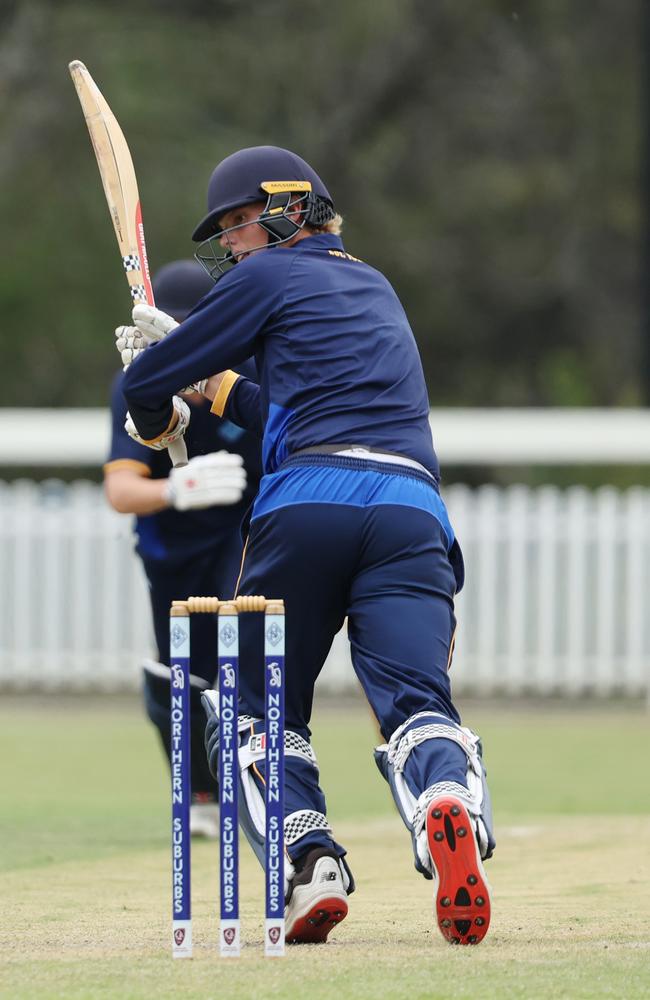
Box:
[152,259,214,322]
[192,145,336,279]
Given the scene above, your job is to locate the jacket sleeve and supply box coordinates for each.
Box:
[105,371,155,472]
[122,256,283,440]
[210,374,263,437]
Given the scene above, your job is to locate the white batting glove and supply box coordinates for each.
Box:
[164,452,247,509]
[132,303,179,341]
[128,307,174,344]
[115,304,176,370]
[128,303,207,394]
[125,396,190,451]
[115,325,148,370]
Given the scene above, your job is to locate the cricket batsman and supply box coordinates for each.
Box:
[120,146,495,944]
[105,259,261,837]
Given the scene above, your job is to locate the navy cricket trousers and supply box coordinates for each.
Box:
[234,456,469,857]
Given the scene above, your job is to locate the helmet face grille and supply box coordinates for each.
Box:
[193,190,333,281]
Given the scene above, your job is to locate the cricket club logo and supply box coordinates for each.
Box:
[174,928,185,947]
[268,925,281,945]
[268,662,282,688]
[171,664,185,689]
[170,624,188,649]
[223,927,236,946]
[222,663,236,689]
[219,622,237,647]
[266,622,283,646]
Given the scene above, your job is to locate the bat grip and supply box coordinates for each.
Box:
[168,437,189,468]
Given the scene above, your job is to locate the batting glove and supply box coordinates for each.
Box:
[165,452,246,509]
[115,325,148,370]
[132,303,178,341]
[125,395,190,451]
[115,304,177,370]
[126,303,207,394]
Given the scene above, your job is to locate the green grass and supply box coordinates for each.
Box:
[1,696,649,999]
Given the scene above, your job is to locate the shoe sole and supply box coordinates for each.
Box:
[285,896,349,944]
[426,796,491,945]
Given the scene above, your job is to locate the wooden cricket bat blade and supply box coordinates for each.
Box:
[69,58,188,468]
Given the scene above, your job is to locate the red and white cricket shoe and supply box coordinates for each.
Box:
[426,796,491,945]
[284,848,349,944]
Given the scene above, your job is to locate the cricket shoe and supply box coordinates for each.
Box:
[284,848,350,944]
[426,795,491,945]
[189,798,219,839]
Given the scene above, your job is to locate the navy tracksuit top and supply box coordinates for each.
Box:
[122,234,440,480]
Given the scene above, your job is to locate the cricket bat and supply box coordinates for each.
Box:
[68,60,188,467]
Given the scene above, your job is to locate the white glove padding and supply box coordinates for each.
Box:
[116,305,176,371]
[125,396,190,451]
[128,303,207,395]
[164,451,247,509]
[115,325,149,370]
[132,303,179,342]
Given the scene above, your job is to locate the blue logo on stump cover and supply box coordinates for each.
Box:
[170,625,188,649]
[266,622,283,646]
[219,623,237,647]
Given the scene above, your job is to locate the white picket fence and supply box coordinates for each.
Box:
[1,479,649,697]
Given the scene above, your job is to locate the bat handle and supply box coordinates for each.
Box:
[168,437,189,468]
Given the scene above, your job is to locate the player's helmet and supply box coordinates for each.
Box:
[153,259,215,322]
[192,146,335,280]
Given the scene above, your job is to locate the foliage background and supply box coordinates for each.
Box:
[0,1,640,419]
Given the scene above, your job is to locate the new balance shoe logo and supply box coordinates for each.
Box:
[320,871,338,882]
